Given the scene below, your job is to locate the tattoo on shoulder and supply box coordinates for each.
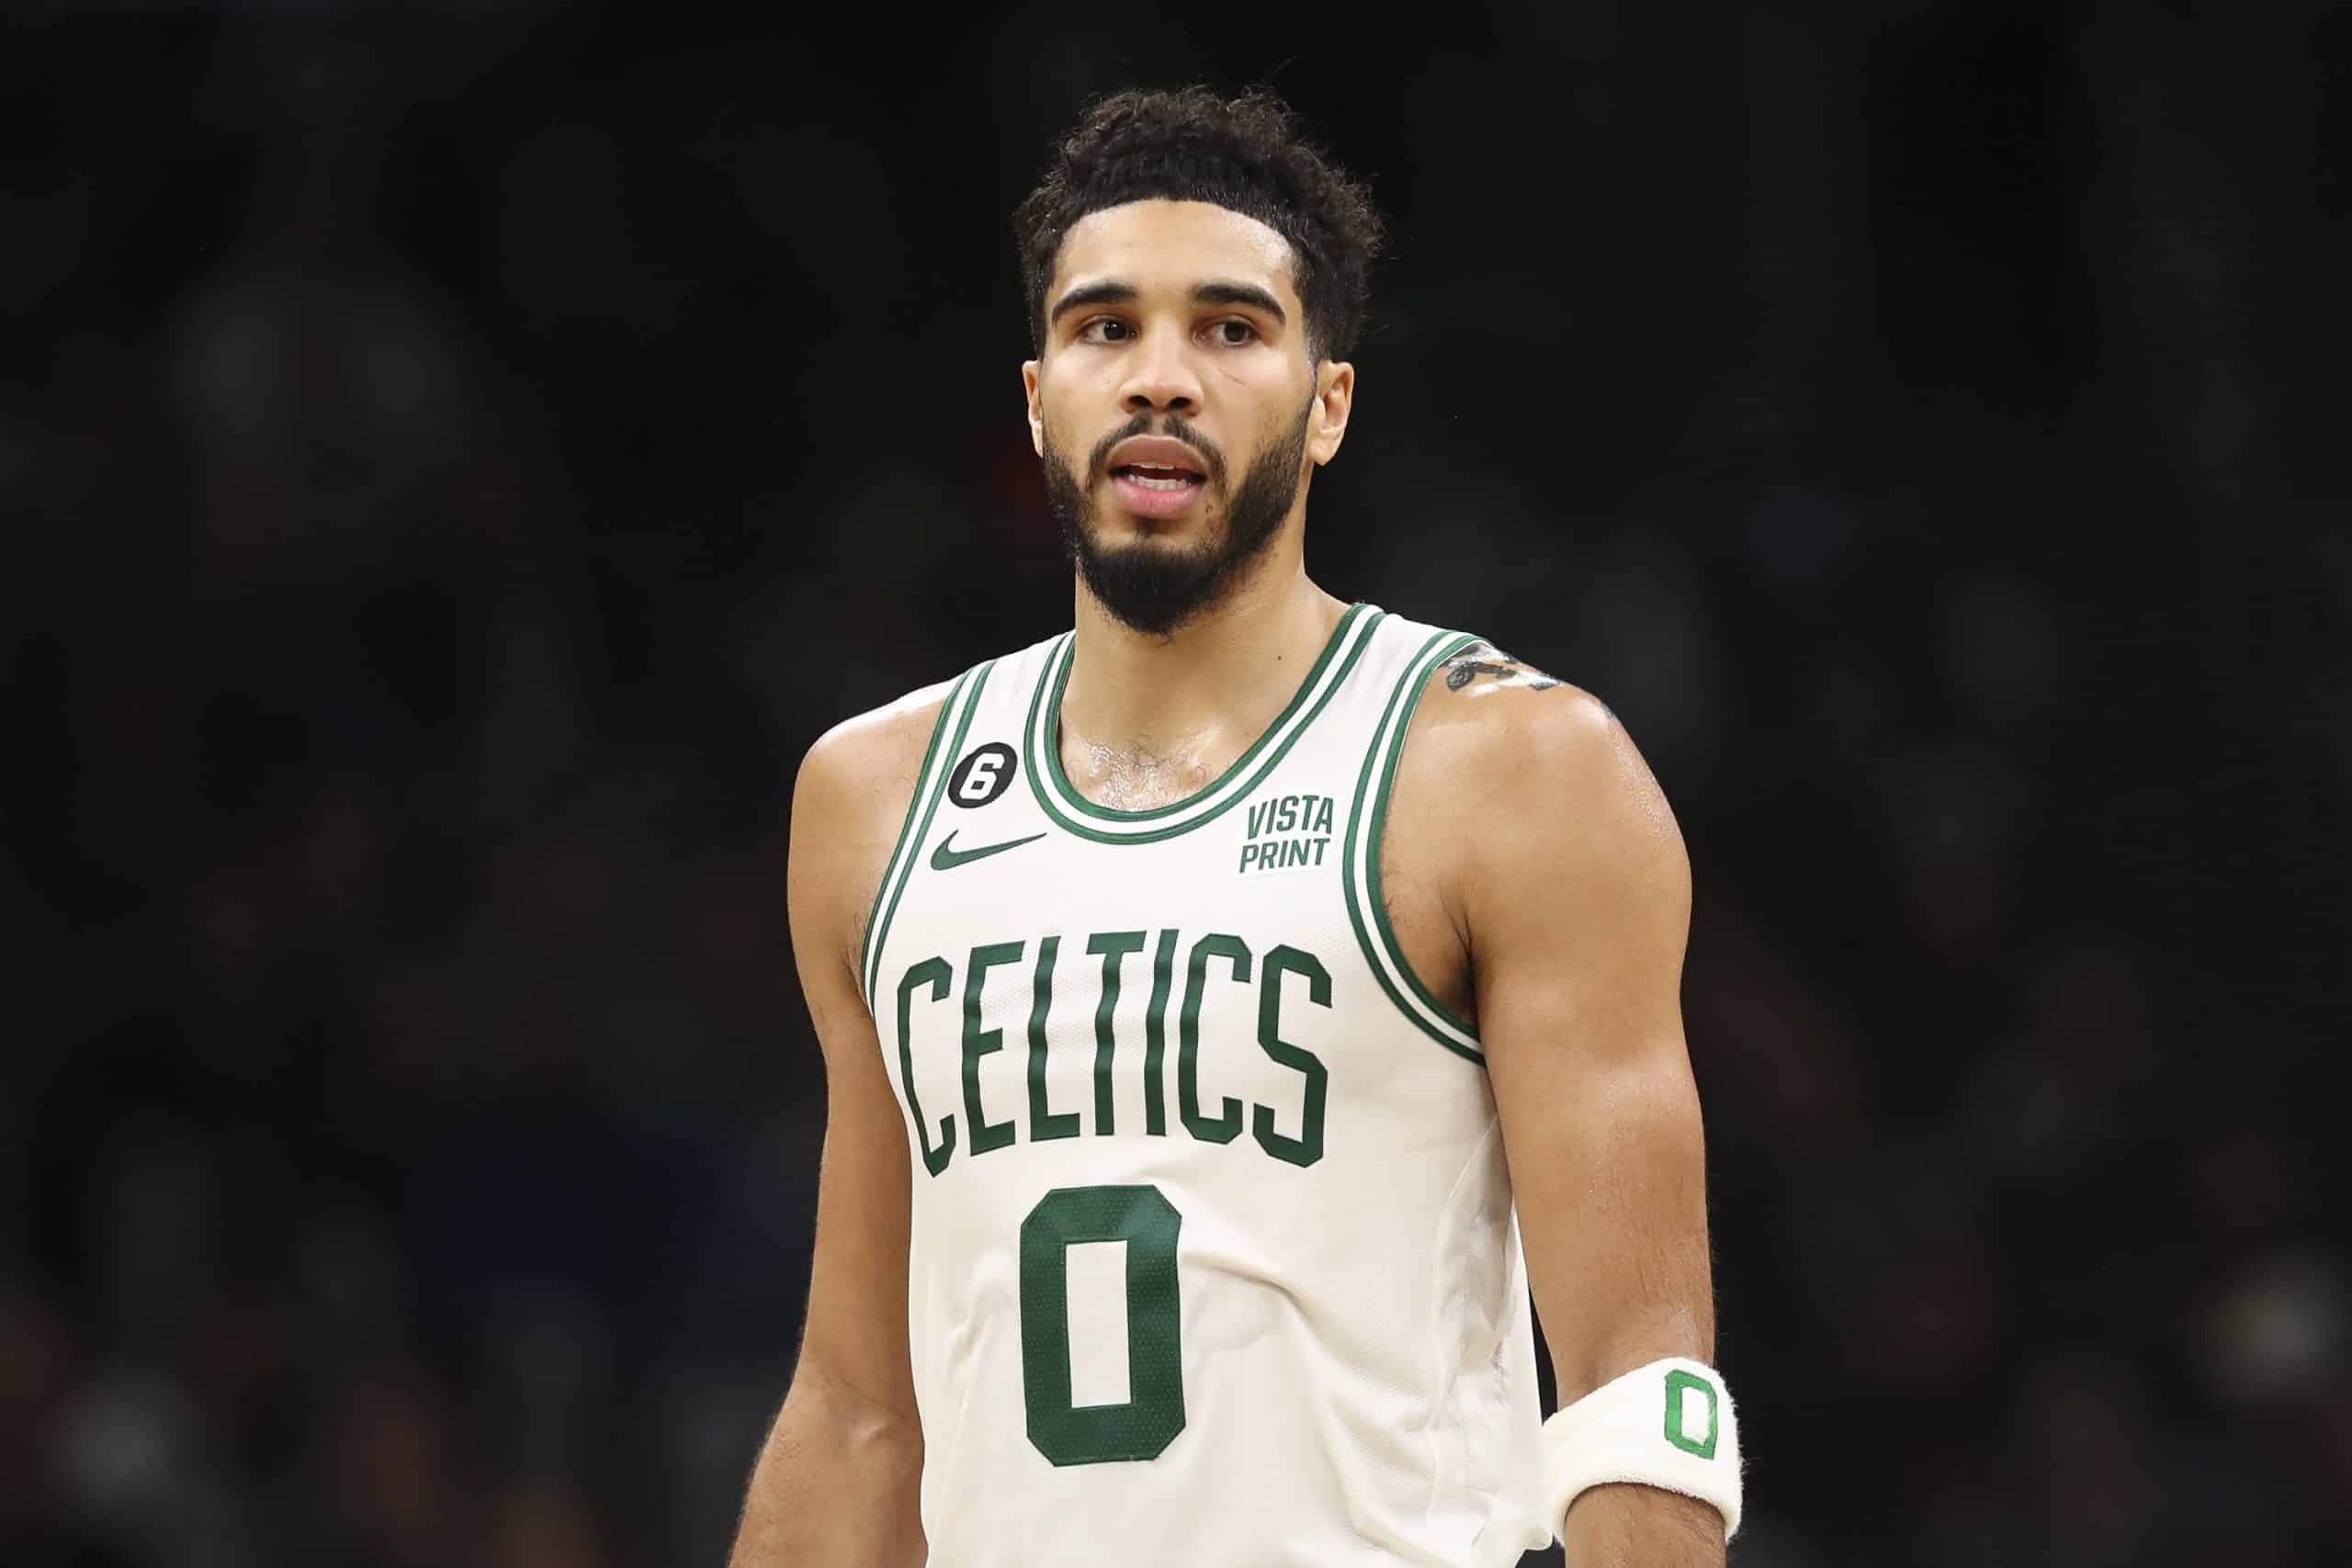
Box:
[1439,641,1561,692]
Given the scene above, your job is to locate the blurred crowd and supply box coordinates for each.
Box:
[6,6,2346,1566]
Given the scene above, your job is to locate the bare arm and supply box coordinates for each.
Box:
[1401,660,1723,1563]
[729,691,948,1568]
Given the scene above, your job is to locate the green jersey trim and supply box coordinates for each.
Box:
[1023,604,1382,845]
[860,661,995,1010]
[1342,628,1487,1064]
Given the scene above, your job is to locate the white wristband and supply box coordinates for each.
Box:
[1539,1356,1742,1543]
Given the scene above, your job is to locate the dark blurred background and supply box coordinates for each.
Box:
[6,3,2347,1564]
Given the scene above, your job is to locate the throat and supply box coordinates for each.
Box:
[1052,590,1356,813]
[1061,729,1224,813]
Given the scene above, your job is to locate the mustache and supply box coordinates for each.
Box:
[1087,412,1227,488]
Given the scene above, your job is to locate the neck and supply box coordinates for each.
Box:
[1061,537,1347,775]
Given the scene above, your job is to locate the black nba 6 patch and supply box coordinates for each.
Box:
[948,742,1017,808]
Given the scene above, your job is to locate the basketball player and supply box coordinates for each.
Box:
[729,87,1739,1566]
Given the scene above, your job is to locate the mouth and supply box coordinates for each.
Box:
[1106,464,1207,520]
[1101,434,1211,521]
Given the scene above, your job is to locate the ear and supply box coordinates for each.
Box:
[1022,359,1045,457]
[1307,359,1354,466]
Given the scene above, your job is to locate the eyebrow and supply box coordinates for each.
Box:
[1046,279,1290,331]
[1193,281,1287,324]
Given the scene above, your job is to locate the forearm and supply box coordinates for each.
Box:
[1561,1482,1724,1567]
[729,1369,926,1567]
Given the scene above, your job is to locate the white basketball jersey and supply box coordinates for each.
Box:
[860,604,1552,1566]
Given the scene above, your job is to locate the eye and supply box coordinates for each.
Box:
[1210,319,1259,346]
[1078,317,1133,344]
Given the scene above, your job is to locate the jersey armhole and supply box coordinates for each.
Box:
[859,660,995,1011]
[1341,629,1487,1066]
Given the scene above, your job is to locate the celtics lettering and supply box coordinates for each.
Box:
[894,931,1330,1176]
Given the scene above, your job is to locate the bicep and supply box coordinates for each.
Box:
[1464,695,1713,1397]
[786,740,920,1420]
[795,971,919,1417]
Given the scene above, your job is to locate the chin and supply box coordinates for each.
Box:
[1088,499,1207,543]
[1076,527,1176,572]
[1102,513,1190,542]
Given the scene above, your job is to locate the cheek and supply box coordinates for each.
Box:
[1036,383,1090,457]
[1037,415,1093,482]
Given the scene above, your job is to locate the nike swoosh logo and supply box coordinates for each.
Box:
[931,830,1046,871]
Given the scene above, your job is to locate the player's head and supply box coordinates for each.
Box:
[1014,86,1385,636]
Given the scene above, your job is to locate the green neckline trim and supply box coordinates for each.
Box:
[1023,604,1381,845]
[1341,628,1486,1063]
[860,660,994,1009]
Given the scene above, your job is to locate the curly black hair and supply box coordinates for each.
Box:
[1012,85,1385,365]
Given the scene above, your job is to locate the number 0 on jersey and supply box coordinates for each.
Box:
[1019,1184,1186,1465]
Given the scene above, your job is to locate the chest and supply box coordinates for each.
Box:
[876,777,1372,1168]
[862,615,1492,1188]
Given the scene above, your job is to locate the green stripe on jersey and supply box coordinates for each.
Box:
[862,661,995,1010]
[1023,604,1382,844]
[1342,628,1486,1064]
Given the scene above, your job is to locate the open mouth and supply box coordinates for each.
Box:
[1109,463,1205,492]
[1107,463,1207,519]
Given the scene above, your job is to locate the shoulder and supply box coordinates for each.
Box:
[788,676,961,983]
[797,629,1062,807]
[1399,640,1631,799]
[1391,639,1689,929]
[795,676,960,818]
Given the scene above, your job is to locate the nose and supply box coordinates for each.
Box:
[1119,325,1203,417]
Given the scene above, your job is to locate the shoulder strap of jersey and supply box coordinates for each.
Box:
[858,658,995,1010]
[1338,615,1488,1063]
[857,630,1070,1010]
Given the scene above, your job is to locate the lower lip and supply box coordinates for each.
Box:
[1109,472,1205,520]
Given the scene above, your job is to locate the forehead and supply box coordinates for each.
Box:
[1050,198,1300,306]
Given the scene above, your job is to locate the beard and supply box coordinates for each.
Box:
[1042,400,1312,637]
